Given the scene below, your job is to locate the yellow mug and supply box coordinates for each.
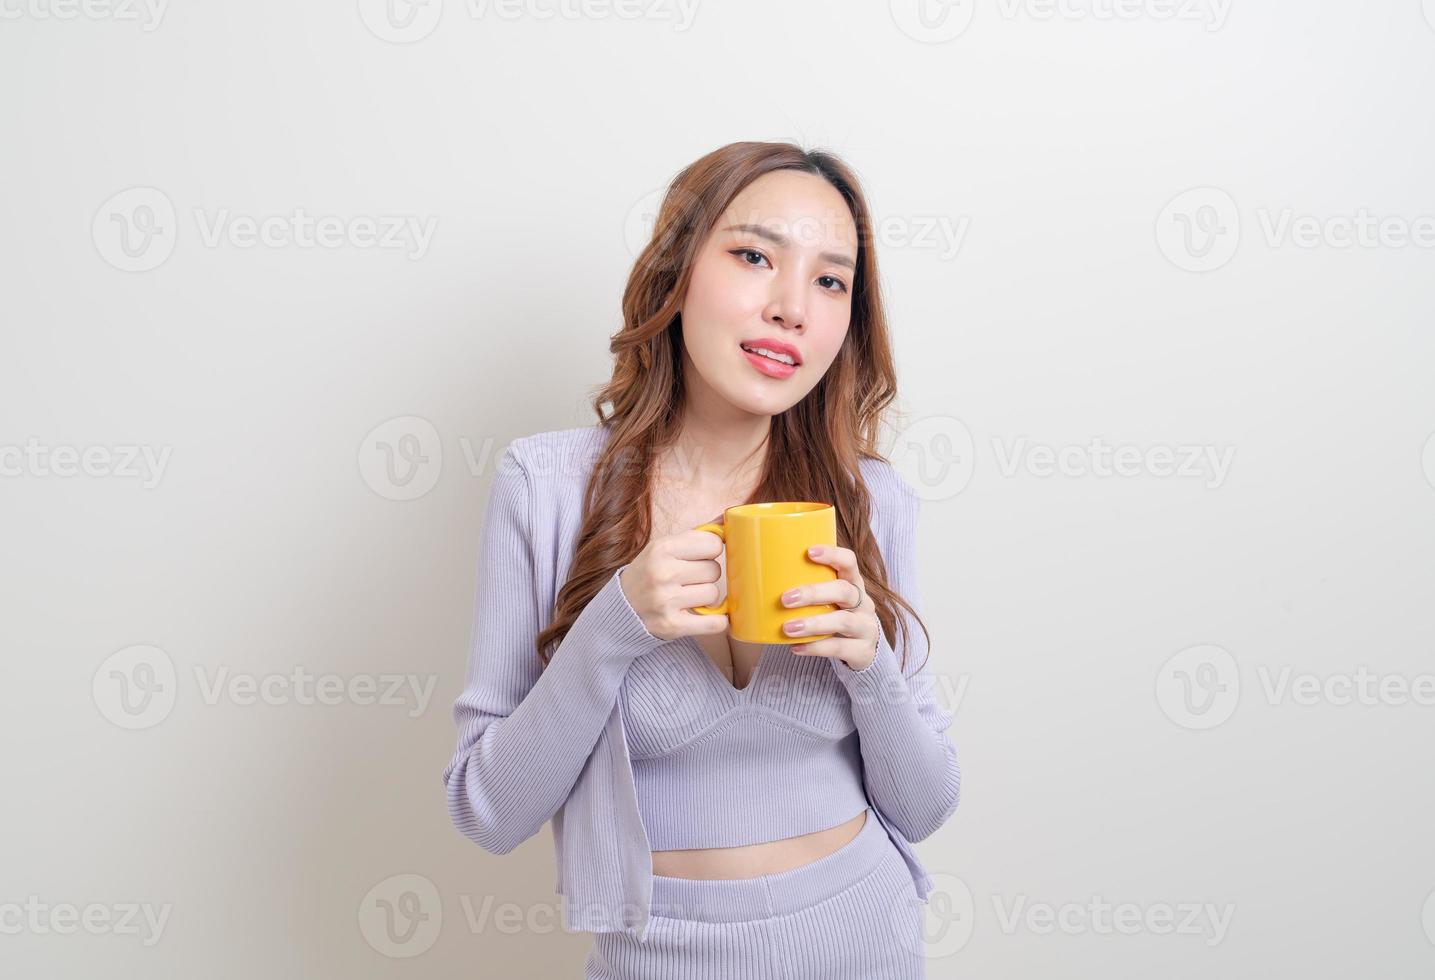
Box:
[691,502,839,644]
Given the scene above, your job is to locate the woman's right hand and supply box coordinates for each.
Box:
[618,526,730,641]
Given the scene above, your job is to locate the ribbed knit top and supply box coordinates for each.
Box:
[624,631,872,849]
[440,423,961,943]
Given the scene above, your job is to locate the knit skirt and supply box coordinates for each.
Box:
[582,809,927,979]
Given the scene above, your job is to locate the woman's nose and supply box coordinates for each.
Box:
[764,287,806,331]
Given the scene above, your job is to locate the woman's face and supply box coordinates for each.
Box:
[678,170,858,421]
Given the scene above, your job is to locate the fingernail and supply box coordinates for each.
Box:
[784,620,804,633]
[781,589,800,606]
[808,546,821,557]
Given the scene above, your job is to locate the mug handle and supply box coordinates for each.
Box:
[690,521,728,616]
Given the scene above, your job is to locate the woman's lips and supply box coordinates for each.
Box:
[740,344,798,379]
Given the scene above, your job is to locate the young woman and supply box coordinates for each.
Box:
[442,141,961,978]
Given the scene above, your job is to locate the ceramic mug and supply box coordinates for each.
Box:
[690,502,839,644]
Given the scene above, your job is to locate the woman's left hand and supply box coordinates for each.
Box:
[781,545,880,672]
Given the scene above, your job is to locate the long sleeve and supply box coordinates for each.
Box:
[829,480,962,842]
[441,443,668,855]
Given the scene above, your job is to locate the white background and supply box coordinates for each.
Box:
[3,0,1434,976]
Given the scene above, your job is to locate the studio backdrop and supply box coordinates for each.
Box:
[3,1,1433,977]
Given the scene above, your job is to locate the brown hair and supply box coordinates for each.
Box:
[535,140,930,673]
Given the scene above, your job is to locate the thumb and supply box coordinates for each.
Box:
[680,611,729,634]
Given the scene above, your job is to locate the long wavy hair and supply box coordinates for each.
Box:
[535,140,931,674]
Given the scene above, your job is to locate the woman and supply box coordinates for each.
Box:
[442,140,961,978]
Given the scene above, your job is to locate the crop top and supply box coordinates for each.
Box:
[625,630,873,849]
[440,423,962,944]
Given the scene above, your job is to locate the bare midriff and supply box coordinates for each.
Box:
[651,808,868,880]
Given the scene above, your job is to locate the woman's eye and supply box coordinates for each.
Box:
[731,249,847,294]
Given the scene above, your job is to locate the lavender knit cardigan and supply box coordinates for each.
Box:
[441,424,961,943]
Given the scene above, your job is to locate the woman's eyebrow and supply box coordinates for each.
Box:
[721,222,856,270]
